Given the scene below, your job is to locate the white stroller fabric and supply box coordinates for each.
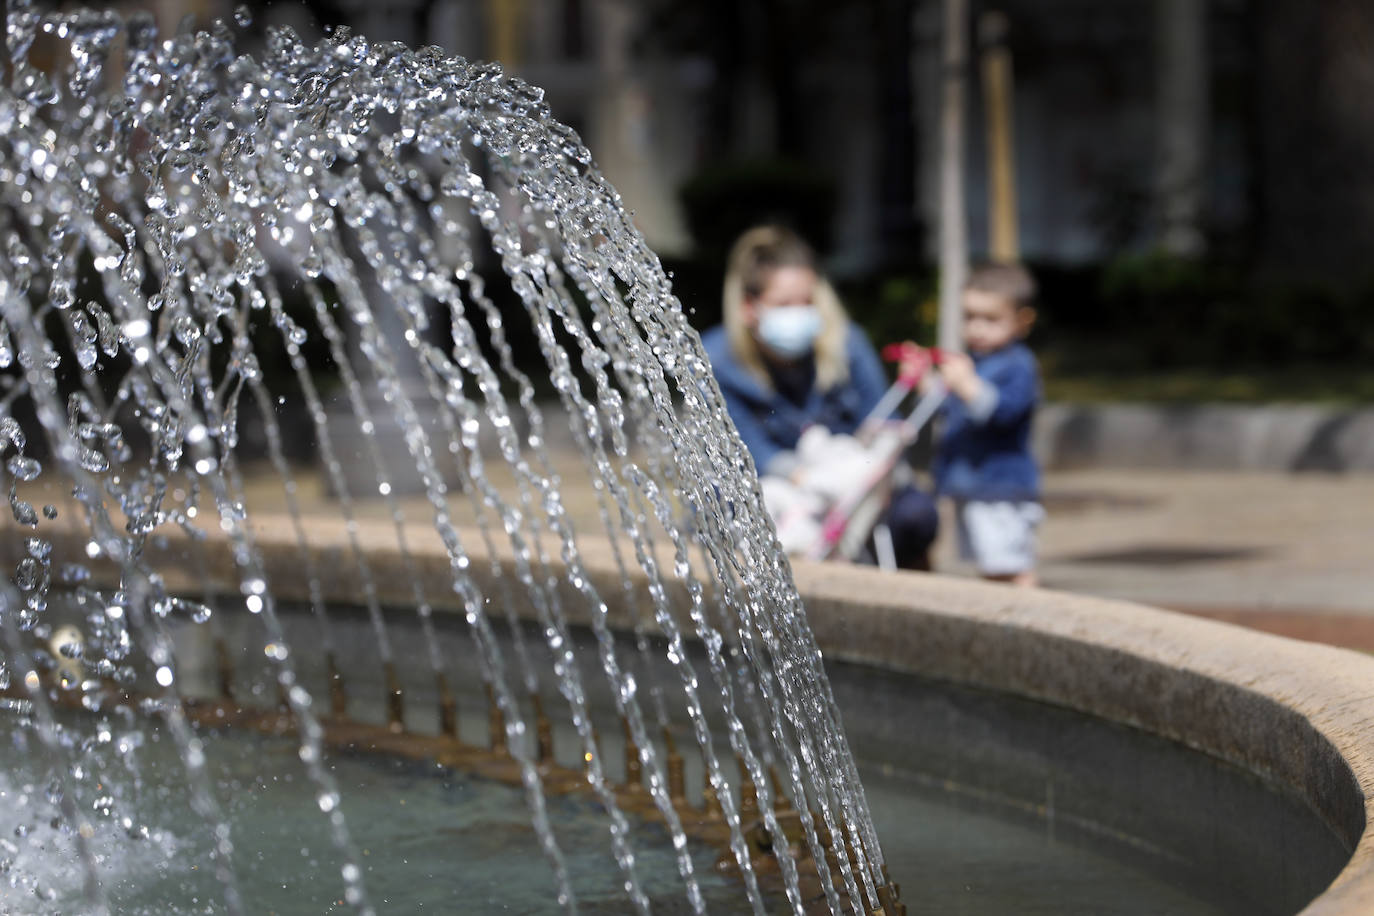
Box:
[759,375,947,564]
[760,426,897,558]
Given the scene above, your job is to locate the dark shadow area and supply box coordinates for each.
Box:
[1041,488,1161,513]
[1056,544,1270,566]
[1291,412,1358,472]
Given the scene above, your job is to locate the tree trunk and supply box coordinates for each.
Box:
[1156,0,1208,257]
[980,11,1019,263]
[938,0,969,353]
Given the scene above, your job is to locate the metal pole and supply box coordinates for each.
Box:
[937,0,970,353]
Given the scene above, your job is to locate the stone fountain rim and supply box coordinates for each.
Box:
[251,515,1374,915]
[21,513,1374,914]
[785,559,1374,916]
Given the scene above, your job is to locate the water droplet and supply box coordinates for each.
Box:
[14,558,41,590]
[6,456,41,481]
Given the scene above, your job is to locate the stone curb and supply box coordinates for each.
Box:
[1036,403,1374,471]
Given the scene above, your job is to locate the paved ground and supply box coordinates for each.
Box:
[234,458,1374,653]
[951,469,1374,651]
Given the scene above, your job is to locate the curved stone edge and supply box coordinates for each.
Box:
[16,514,1374,913]
[787,559,1374,916]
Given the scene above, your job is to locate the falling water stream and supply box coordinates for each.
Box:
[0,5,892,913]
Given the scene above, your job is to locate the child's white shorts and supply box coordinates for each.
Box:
[955,500,1045,575]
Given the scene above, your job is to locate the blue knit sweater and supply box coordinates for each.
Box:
[933,342,1041,502]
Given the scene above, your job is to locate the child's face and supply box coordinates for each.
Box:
[961,289,1025,354]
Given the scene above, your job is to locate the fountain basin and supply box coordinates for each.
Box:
[16,512,1374,914]
[170,601,1335,915]
[792,563,1374,915]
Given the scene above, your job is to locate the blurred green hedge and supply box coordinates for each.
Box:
[1037,251,1374,372]
[678,158,837,266]
[669,158,1374,386]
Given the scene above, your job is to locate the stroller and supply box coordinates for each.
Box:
[760,344,945,571]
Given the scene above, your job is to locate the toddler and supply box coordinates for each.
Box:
[933,262,1042,586]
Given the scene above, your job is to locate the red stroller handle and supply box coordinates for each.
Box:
[881,342,943,385]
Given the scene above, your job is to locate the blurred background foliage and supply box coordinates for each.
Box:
[127,0,1374,405]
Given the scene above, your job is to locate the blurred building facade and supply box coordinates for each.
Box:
[241,0,1374,285]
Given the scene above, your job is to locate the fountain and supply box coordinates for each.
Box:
[0,5,899,913]
[6,5,1374,915]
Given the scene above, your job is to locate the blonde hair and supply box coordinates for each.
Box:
[721,226,851,390]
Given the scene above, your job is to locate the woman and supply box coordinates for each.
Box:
[701,225,938,570]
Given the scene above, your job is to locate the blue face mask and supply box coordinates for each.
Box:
[757,305,821,359]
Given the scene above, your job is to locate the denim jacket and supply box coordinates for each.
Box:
[701,324,889,476]
[933,342,1041,502]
